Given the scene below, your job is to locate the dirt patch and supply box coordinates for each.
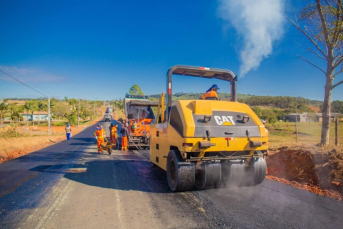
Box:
[0,125,90,164]
[0,136,64,163]
[267,145,343,201]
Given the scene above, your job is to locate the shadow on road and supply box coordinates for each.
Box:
[70,137,95,142]
[29,163,87,174]
[63,159,171,193]
[68,143,93,146]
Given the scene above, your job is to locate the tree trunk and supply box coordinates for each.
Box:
[321,74,334,145]
[0,112,2,125]
[26,111,29,126]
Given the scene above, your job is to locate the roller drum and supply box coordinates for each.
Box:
[195,161,222,189]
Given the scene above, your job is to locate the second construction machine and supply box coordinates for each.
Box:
[150,65,269,191]
[124,94,159,149]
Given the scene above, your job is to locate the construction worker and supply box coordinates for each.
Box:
[121,123,129,151]
[94,125,106,153]
[201,84,219,100]
[65,123,72,142]
[111,124,118,148]
[109,123,114,141]
[131,120,137,133]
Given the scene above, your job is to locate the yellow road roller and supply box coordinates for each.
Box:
[150,65,268,191]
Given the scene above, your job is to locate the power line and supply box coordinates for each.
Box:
[0,68,47,97]
[0,68,51,134]
[34,84,53,96]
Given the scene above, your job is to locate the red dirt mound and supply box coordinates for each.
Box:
[267,146,343,201]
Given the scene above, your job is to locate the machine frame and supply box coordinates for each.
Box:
[124,94,159,149]
[150,65,269,191]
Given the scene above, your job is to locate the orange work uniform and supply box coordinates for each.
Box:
[122,136,128,151]
[121,126,129,151]
[94,129,106,152]
[111,126,118,145]
[201,90,218,100]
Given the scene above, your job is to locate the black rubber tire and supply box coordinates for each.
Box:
[108,148,112,155]
[248,151,267,185]
[195,161,222,189]
[167,150,195,192]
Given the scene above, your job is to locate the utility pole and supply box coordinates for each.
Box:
[78,98,80,127]
[295,98,298,143]
[335,117,339,146]
[48,96,51,135]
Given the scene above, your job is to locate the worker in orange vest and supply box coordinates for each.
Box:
[94,125,106,153]
[111,124,118,148]
[200,84,219,100]
[121,123,129,151]
[131,120,138,133]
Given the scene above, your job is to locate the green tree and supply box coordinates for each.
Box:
[24,101,31,126]
[52,101,71,120]
[252,106,262,117]
[332,100,343,113]
[26,100,38,126]
[129,84,144,95]
[0,99,9,125]
[68,98,78,110]
[68,114,78,125]
[8,104,24,122]
[37,100,48,125]
[50,98,58,109]
[289,0,343,145]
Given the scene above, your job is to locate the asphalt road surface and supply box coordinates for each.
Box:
[0,120,343,229]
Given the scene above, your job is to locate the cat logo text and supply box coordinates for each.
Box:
[214,116,235,126]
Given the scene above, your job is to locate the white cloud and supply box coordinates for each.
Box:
[219,0,285,77]
[0,65,64,83]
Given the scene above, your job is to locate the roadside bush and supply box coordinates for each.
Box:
[52,121,67,126]
[0,127,25,138]
[68,114,78,126]
[268,116,278,124]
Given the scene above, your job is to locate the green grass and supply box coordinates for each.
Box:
[79,120,95,126]
[34,120,96,127]
[267,121,343,146]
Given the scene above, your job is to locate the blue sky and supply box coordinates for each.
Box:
[0,0,342,101]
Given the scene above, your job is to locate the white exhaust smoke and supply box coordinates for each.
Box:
[219,0,285,77]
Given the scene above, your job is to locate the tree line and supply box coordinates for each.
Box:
[0,98,104,126]
[238,96,313,111]
[149,92,330,111]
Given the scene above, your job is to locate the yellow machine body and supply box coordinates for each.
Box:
[150,100,268,171]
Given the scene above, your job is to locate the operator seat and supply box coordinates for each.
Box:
[205,97,219,100]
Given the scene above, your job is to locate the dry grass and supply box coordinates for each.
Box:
[0,135,65,163]
[267,121,343,149]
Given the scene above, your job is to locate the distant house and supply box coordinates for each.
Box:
[284,113,311,122]
[316,113,342,122]
[22,112,51,121]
